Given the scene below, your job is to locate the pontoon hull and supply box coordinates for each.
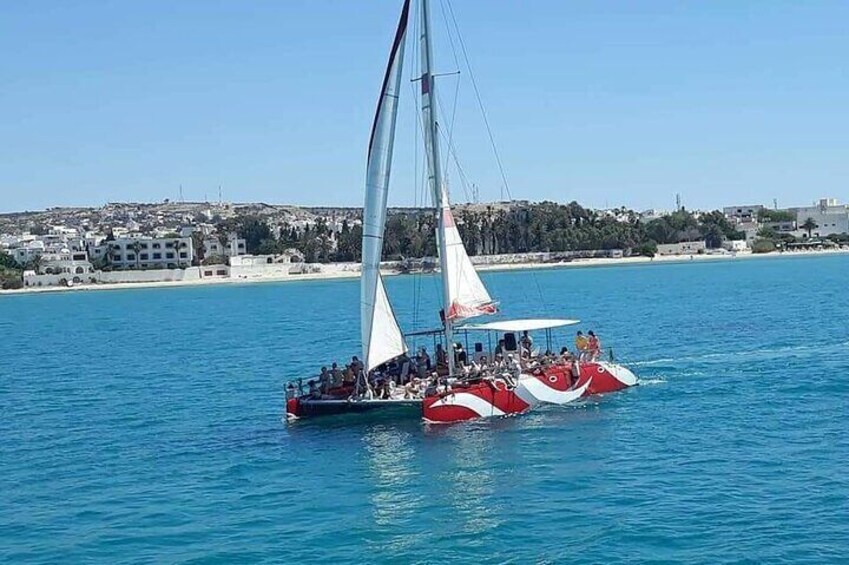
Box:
[421,361,638,423]
[579,362,638,395]
[422,379,532,423]
[422,370,592,423]
[286,397,422,421]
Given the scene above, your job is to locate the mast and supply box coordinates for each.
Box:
[419,0,455,376]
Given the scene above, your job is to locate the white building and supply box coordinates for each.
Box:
[722,240,749,252]
[203,233,246,259]
[656,241,707,256]
[723,205,764,221]
[733,220,761,243]
[11,240,46,265]
[94,236,194,270]
[792,198,849,237]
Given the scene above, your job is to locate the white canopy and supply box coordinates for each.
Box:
[460,318,580,333]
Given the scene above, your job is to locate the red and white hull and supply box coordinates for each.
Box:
[581,361,638,395]
[422,361,638,424]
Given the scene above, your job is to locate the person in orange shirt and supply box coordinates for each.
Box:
[574,331,589,362]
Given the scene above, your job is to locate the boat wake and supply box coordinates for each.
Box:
[637,378,666,386]
[629,340,848,369]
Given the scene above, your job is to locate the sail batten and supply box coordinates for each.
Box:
[361,0,410,373]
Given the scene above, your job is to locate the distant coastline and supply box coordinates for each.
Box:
[2,248,847,296]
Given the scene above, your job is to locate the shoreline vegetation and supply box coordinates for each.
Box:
[2,247,847,296]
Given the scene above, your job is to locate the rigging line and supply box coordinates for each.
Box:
[437,124,473,204]
[434,90,471,204]
[439,78,462,199]
[444,0,512,201]
[409,79,431,209]
[438,0,462,71]
[436,0,463,185]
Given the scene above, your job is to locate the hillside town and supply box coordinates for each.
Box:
[1,197,848,291]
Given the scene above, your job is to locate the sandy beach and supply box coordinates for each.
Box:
[2,248,848,296]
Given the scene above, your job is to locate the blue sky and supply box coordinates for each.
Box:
[1,0,846,213]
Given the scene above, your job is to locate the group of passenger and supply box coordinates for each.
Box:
[297,329,604,402]
[574,330,602,362]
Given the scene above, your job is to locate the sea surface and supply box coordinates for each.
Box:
[1,255,848,564]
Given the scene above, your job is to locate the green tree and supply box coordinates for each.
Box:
[0,251,17,270]
[751,239,776,253]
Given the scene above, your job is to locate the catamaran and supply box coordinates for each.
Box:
[285,0,637,423]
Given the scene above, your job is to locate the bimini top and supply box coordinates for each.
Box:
[460,318,580,333]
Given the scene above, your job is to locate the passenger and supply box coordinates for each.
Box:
[559,347,573,365]
[404,377,423,399]
[421,347,432,371]
[330,362,343,387]
[435,344,449,376]
[455,343,467,366]
[493,353,504,369]
[342,365,355,386]
[575,331,589,362]
[415,349,429,379]
[350,355,364,375]
[318,366,331,393]
[436,344,447,365]
[494,339,506,356]
[519,331,533,355]
[504,353,521,387]
[308,380,320,399]
[587,331,601,362]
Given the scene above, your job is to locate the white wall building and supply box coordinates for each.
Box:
[792,198,849,237]
[656,241,707,256]
[723,205,764,221]
[11,240,46,265]
[96,236,194,270]
[203,234,246,259]
[722,240,749,252]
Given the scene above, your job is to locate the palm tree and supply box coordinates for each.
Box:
[801,217,818,239]
[173,239,182,268]
[131,240,141,270]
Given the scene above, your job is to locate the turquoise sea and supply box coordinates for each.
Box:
[1,255,848,563]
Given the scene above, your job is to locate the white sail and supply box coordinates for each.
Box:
[438,188,498,321]
[361,0,410,373]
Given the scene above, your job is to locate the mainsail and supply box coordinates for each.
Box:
[361,0,410,373]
